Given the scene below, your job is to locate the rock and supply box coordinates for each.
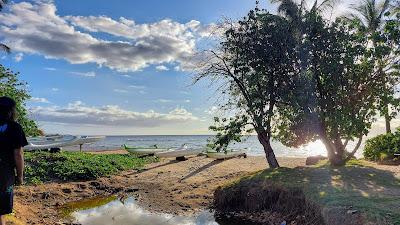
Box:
[306,155,327,165]
[77,184,87,189]
[62,188,72,194]
[126,188,139,193]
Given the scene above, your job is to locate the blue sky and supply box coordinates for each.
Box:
[0,0,392,136]
[0,0,275,135]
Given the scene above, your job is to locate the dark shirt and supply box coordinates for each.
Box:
[0,121,28,192]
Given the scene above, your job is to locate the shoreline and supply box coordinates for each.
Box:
[9,150,400,225]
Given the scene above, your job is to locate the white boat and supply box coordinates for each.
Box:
[123,145,168,155]
[25,135,80,151]
[73,136,106,145]
[207,149,247,160]
[155,144,205,158]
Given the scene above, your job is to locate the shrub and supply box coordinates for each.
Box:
[24,151,158,184]
[363,129,400,162]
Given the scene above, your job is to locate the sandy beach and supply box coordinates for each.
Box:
[9,151,305,225]
[9,150,400,225]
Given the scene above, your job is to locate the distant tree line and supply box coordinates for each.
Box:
[196,0,400,167]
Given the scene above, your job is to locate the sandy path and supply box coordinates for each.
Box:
[10,156,305,225]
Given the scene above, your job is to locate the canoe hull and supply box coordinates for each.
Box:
[155,148,205,158]
[207,150,246,160]
[25,135,80,151]
[125,148,168,155]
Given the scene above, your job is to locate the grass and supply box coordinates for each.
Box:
[221,160,400,225]
[24,151,158,184]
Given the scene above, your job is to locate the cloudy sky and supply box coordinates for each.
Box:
[0,0,394,135]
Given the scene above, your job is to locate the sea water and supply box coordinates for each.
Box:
[65,135,363,158]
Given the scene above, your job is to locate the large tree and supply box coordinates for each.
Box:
[276,11,386,165]
[195,8,299,168]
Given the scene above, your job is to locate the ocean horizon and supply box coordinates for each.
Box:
[64,135,364,158]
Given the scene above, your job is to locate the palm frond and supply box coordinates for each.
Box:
[316,0,342,11]
[351,0,391,32]
[0,43,10,54]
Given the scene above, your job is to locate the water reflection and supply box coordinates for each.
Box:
[72,198,219,225]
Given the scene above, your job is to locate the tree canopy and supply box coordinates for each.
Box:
[0,64,40,136]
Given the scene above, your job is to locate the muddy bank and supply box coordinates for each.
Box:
[11,155,306,225]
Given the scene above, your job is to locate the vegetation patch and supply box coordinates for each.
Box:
[215,161,400,225]
[364,129,400,163]
[24,151,158,184]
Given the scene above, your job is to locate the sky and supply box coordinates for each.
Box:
[0,0,396,135]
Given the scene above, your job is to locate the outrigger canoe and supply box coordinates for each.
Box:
[207,149,247,160]
[155,144,205,158]
[123,144,168,155]
[25,135,80,151]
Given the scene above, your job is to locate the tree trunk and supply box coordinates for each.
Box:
[257,131,280,168]
[319,133,346,166]
[385,108,391,134]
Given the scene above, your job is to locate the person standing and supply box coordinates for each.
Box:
[0,97,28,225]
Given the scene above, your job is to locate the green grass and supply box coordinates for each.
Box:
[226,160,400,224]
[24,151,158,184]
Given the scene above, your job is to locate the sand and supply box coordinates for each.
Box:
[8,150,400,225]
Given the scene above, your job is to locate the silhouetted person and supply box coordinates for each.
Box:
[0,97,28,225]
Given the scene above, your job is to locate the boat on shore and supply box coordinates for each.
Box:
[123,144,168,155]
[155,144,205,158]
[207,149,247,160]
[25,135,80,151]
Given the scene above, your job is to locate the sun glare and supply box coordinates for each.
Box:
[304,140,328,157]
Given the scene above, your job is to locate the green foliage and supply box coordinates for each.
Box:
[24,151,158,184]
[0,64,40,136]
[364,129,400,161]
[197,8,298,164]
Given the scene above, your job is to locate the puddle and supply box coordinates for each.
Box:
[67,197,254,225]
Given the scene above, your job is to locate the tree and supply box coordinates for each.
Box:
[195,8,299,168]
[0,0,10,53]
[276,12,385,166]
[350,0,399,133]
[0,64,40,136]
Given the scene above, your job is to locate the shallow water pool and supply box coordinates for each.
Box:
[70,197,242,225]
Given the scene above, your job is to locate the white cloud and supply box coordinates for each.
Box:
[184,99,191,103]
[121,74,131,78]
[205,106,219,115]
[156,99,173,103]
[0,1,213,72]
[113,89,129,93]
[44,67,57,71]
[30,101,199,127]
[14,53,23,62]
[30,97,50,103]
[129,85,146,89]
[51,87,59,91]
[156,65,169,71]
[70,71,96,77]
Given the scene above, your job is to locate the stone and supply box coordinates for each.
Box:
[306,155,328,165]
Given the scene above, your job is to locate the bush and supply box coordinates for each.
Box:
[24,151,158,184]
[363,129,400,162]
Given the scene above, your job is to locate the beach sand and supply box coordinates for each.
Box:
[9,150,400,225]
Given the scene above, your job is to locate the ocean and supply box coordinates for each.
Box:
[65,135,364,158]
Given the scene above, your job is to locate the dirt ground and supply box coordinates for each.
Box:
[8,152,400,225]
